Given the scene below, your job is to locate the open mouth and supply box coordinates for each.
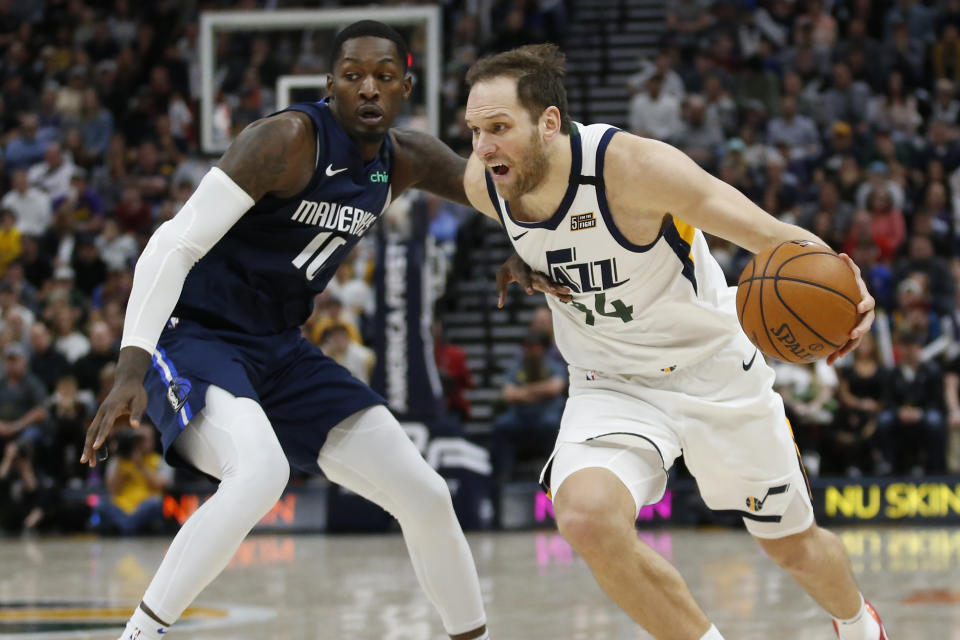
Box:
[357,104,383,124]
[490,164,510,177]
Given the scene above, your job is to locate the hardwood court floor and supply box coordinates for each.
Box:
[1,526,958,639]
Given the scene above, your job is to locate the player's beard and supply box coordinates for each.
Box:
[501,130,549,200]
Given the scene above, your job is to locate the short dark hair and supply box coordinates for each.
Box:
[330,20,409,71]
[465,43,571,134]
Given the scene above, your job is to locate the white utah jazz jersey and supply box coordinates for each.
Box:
[485,122,741,375]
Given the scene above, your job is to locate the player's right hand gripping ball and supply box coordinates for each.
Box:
[737,240,859,364]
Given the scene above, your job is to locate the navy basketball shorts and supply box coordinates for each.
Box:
[143,318,385,474]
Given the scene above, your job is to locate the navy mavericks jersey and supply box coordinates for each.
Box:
[174,100,394,334]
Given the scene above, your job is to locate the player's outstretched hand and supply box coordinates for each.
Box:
[827,253,875,365]
[496,252,572,308]
[81,348,151,467]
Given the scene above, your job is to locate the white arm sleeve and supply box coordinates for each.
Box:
[120,167,255,353]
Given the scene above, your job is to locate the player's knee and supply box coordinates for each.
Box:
[399,467,455,528]
[554,495,625,556]
[757,524,821,575]
[234,441,290,506]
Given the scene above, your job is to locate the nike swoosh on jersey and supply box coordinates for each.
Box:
[511,231,529,241]
[325,164,348,176]
[742,349,758,371]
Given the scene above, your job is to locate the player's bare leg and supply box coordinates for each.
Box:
[755,525,884,639]
[553,468,715,640]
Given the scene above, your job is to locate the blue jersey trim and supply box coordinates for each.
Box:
[502,126,583,230]
[152,345,195,428]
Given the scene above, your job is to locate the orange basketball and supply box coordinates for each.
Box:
[736,240,860,364]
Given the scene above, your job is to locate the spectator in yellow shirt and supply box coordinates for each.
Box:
[98,428,172,535]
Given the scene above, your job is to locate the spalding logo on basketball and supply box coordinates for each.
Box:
[737,241,859,364]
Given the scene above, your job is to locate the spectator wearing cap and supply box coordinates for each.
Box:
[0,341,49,455]
[1,169,52,237]
[64,168,105,234]
[28,321,69,394]
[27,142,77,201]
[4,113,53,172]
[856,160,906,210]
[877,331,947,475]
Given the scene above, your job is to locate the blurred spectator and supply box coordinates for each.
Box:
[628,51,686,102]
[665,0,713,46]
[66,168,105,234]
[0,207,21,273]
[678,94,725,170]
[112,185,152,235]
[41,375,93,488]
[734,55,781,115]
[877,331,947,474]
[1,169,52,236]
[78,88,114,159]
[702,73,738,136]
[629,73,684,143]
[943,349,960,472]
[767,95,822,164]
[51,302,90,364]
[98,428,172,535]
[491,330,567,480]
[0,341,49,469]
[4,113,49,173]
[819,62,872,130]
[893,234,954,315]
[319,323,375,385]
[847,186,906,264]
[433,320,475,422]
[72,321,116,395]
[71,234,107,297]
[772,358,838,476]
[19,235,52,290]
[932,22,960,83]
[27,142,76,201]
[879,20,925,91]
[931,78,960,123]
[866,71,922,138]
[28,321,70,394]
[832,333,887,475]
[95,218,138,271]
[307,293,362,346]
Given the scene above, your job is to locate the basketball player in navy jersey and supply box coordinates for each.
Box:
[464,45,888,640]
[80,22,489,640]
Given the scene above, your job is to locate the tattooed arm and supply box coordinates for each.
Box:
[218,111,317,200]
[390,129,470,206]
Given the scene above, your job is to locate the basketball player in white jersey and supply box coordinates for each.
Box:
[463,45,888,640]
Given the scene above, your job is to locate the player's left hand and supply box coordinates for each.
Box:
[827,253,875,366]
[496,252,572,308]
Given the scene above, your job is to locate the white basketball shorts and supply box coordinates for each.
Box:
[541,330,815,539]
